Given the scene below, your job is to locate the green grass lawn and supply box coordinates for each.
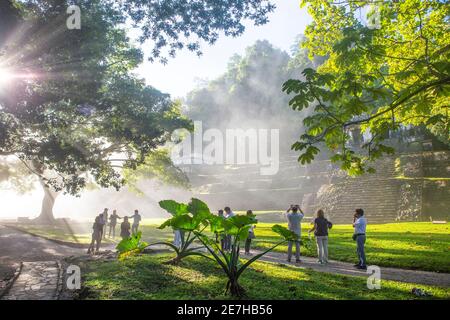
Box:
[79,253,450,300]
[251,222,450,273]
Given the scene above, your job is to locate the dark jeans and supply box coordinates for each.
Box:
[356,235,367,266]
[88,232,101,253]
[108,224,116,238]
[245,238,252,253]
[223,235,232,251]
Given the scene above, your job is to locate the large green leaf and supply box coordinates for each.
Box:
[188,198,211,217]
[227,214,257,228]
[159,200,189,216]
[159,214,200,231]
[116,231,148,259]
[271,224,299,241]
[208,215,226,234]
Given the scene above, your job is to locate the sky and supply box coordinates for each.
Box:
[0,1,312,219]
[135,0,312,98]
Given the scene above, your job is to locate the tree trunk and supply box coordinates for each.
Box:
[226,278,246,298]
[35,178,59,224]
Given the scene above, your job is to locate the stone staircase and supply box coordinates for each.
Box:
[187,152,450,222]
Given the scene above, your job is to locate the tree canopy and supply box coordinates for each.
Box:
[283,0,450,174]
[0,1,191,198]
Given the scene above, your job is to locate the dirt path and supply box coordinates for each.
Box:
[257,250,450,288]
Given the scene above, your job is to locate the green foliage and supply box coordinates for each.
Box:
[271,224,299,241]
[284,0,450,174]
[109,0,276,63]
[0,0,275,195]
[186,203,296,297]
[116,231,148,260]
[116,198,297,297]
[145,198,212,264]
[158,200,189,216]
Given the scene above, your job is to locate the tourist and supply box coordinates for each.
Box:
[286,204,304,263]
[224,207,235,251]
[87,215,102,254]
[102,208,109,239]
[216,209,226,250]
[130,209,142,234]
[353,208,367,269]
[108,210,122,238]
[244,210,256,255]
[99,208,108,239]
[120,216,131,240]
[308,209,333,264]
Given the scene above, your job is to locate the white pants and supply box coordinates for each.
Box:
[316,236,328,263]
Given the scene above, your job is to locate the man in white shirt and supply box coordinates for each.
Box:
[286,205,304,263]
[353,208,367,269]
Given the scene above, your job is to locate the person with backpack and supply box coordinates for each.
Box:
[308,209,333,264]
[120,216,131,240]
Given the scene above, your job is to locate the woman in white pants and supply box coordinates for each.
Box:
[308,209,333,264]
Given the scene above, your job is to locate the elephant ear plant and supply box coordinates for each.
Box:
[195,211,299,297]
[116,198,298,298]
[116,198,211,264]
[154,198,211,264]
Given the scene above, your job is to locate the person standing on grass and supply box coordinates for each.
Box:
[87,215,103,254]
[130,209,142,234]
[98,208,108,239]
[353,208,367,270]
[102,209,109,239]
[216,210,226,251]
[108,210,122,238]
[224,207,235,251]
[244,210,256,255]
[120,216,131,240]
[286,204,304,263]
[308,209,333,264]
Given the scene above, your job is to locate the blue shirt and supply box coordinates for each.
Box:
[354,217,367,234]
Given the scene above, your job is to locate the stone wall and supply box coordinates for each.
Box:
[187,151,450,222]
